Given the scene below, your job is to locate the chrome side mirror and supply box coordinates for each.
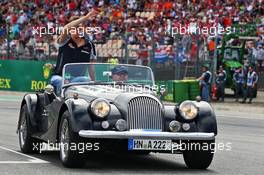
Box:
[44,84,55,95]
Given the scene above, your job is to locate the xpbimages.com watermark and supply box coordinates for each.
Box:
[32,26,102,37]
[31,140,232,154]
[166,25,234,38]
[171,141,232,154]
[102,83,166,94]
[31,24,237,38]
[32,141,100,154]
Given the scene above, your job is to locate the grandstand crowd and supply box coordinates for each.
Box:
[0,0,263,66]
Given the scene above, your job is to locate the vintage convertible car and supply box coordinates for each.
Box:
[17,63,217,169]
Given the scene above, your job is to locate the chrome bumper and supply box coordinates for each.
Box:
[79,130,215,140]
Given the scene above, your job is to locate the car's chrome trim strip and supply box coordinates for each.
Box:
[79,130,215,140]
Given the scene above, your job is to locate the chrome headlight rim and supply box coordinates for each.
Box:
[90,98,111,119]
[178,101,198,121]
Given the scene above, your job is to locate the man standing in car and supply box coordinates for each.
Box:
[51,9,99,95]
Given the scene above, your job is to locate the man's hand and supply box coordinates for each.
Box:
[85,9,100,20]
[57,9,100,45]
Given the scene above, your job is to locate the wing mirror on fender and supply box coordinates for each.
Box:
[44,84,55,95]
[44,84,61,103]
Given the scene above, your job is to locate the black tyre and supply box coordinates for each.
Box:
[59,111,85,168]
[18,104,41,154]
[183,140,215,169]
[131,151,151,155]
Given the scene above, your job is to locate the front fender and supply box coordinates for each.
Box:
[63,98,93,133]
[195,101,218,135]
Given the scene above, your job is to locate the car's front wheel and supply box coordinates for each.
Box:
[59,111,85,168]
[183,140,215,169]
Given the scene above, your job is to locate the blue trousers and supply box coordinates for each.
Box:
[50,75,62,95]
[235,82,244,100]
[201,84,210,102]
[243,86,254,102]
[50,75,90,95]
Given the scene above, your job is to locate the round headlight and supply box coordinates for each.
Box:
[90,98,110,118]
[179,101,198,120]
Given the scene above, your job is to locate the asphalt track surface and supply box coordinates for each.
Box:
[0,94,263,175]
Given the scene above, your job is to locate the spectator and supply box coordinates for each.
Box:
[256,44,264,71]
[198,64,212,102]
[233,66,246,102]
[107,54,119,64]
[0,0,263,63]
[242,66,258,104]
[208,38,215,59]
[215,65,227,102]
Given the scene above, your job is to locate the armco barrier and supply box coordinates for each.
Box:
[0,60,53,92]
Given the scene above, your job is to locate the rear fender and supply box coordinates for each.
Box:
[17,94,38,133]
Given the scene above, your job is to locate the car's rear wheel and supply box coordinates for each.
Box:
[183,140,215,169]
[59,111,85,168]
[18,104,41,153]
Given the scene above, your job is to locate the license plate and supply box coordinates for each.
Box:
[128,139,172,151]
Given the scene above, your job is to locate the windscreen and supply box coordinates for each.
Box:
[62,63,154,86]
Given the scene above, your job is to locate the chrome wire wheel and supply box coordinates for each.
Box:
[19,114,27,148]
[59,111,86,168]
[60,119,70,161]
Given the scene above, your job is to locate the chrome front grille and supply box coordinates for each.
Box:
[127,97,163,130]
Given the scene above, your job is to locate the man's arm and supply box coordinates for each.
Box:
[57,9,99,45]
[215,75,219,84]
[253,73,258,88]
[88,41,97,81]
[197,73,205,81]
[223,71,227,82]
[88,60,96,81]
[233,72,237,82]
